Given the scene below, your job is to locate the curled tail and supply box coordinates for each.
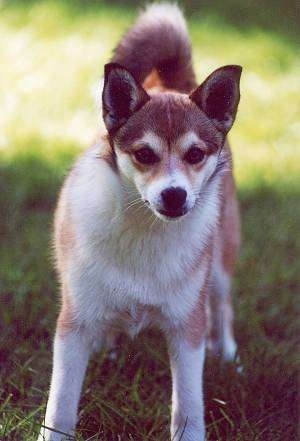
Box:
[111,3,197,93]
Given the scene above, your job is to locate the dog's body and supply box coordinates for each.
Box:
[39,4,241,440]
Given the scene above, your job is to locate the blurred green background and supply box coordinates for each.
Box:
[0,1,299,440]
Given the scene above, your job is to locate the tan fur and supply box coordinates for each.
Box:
[57,287,77,336]
[221,171,240,275]
[184,292,207,347]
[183,268,211,347]
[143,69,164,90]
[181,233,214,347]
[97,135,118,171]
[54,201,78,336]
[54,199,76,274]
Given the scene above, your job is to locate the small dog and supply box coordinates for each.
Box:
[38,3,241,440]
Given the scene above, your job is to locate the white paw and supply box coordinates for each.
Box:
[108,349,118,361]
[222,338,237,362]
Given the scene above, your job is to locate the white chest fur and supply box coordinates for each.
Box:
[60,152,221,333]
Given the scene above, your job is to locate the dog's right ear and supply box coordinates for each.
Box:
[102,63,150,135]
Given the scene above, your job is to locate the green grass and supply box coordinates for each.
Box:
[0,1,299,440]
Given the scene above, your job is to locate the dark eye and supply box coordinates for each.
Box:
[133,147,160,165]
[184,146,206,164]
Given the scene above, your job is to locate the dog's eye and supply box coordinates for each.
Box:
[184,146,206,164]
[133,147,160,165]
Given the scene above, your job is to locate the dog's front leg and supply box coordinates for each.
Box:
[168,336,206,441]
[38,328,91,441]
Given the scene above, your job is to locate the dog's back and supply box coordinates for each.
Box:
[39,4,241,441]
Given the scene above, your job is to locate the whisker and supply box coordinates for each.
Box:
[149,213,159,231]
[123,199,143,212]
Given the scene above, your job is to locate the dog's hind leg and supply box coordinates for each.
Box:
[207,265,237,362]
[207,171,240,362]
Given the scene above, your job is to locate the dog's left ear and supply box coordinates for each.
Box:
[102,63,150,135]
[190,65,242,134]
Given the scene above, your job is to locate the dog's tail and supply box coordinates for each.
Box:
[111,3,197,93]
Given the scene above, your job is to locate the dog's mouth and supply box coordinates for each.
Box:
[157,207,188,219]
[144,199,190,221]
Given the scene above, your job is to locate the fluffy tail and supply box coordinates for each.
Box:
[111,3,197,93]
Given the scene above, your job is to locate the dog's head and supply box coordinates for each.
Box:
[102,63,241,221]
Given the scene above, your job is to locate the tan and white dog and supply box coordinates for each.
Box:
[38,3,241,441]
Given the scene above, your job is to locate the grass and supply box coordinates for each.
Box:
[0,0,299,440]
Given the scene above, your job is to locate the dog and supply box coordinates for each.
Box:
[38,3,241,440]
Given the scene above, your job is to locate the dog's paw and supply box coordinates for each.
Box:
[222,338,238,362]
[233,354,244,375]
[207,337,244,373]
[105,332,121,361]
[107,348,119,361]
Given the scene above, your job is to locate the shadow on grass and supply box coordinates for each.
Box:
[0,148,299,439]
[2,0,300,45]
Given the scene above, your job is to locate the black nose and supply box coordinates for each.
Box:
[161,187,187,211]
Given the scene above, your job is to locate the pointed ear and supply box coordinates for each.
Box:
[102,63,150,135]
[190,65,242,134]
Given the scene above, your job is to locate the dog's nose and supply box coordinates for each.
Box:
[161,187,187,211]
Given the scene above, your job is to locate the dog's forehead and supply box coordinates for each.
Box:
[115,92,223,151]
[146,93,205,140]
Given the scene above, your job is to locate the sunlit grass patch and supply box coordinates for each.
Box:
[1,1,299,189]
[0,1,133,153]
